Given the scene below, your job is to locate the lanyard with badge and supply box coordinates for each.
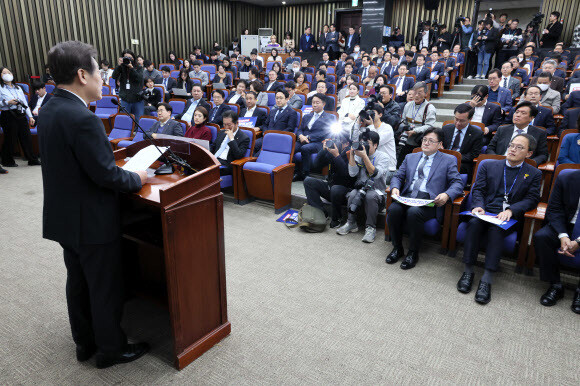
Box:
[356,154,375,177]
[503,165,522,211]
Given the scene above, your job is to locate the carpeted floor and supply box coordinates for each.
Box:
[1,164,579,385]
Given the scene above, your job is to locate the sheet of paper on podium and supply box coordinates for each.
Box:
[392,195,435,207]
[122,145,168,172]
[459,211,518,230]
[154,134,210,150]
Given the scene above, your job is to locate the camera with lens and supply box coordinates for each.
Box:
[325,139,335,149]
[485,8,493,20]
[359,96,378,122]
[122,56,134,66]
[455,16,465,30]
[351,127,371,151]
[528,12,545,29]
[348,179,375,213]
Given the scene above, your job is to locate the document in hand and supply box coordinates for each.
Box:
[122,145,168,172]
[238,117,257,128]
[392,195,435,207]
[459,211,518,230]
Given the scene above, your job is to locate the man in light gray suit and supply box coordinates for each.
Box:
[145,103,184,138]
[386,128,464,270]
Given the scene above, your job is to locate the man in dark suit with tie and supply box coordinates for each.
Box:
[409,54,431,82]
[389,64,415,103]
[427,52,445,84]
[345,26,360,54]
[299,26,317,52]
[534,169,580,314]
[158,66,177,102]
[487,101,549,165]
[504,86,556,134]
[249,50,263,71]
[465,85,503,145]
[208,90,231,127]
[293,93,333,181]
[239,91,267,128]
[384,55,400,80]
[29,81,54,125]
[211,110,250,176]
[442,104,483,176]
[265,70,283,92]
[458,133,542,304]
[174,84,211,124]
[559,106,580,134]
[357,55,372,81]
[386,128,464,269]
[254,89,298,152]
[38,41,149,368]
[325,24,339,60]
[561,91,580,115]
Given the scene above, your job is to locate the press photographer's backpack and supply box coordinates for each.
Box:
[285,204,327,233]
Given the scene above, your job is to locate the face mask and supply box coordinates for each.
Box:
[2,74,14,83]
[537,84,549,91]
[354,47,360,52]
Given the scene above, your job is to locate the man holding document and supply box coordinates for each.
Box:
[458,134,541,304]
[386,128,463,270]
[38,41,150,368]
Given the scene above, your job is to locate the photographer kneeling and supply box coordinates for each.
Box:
[112,49,144,121]
[336,131,391,243]
[303,138,356,228]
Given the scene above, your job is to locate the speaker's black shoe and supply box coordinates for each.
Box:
[385,246,404,264]
[400,251,419,270]
[540,285,564,307]
[474,281,491,304]
[571,289,580,315]
[76,344,97,362]
[457,272,474,294]
[95,343,150,369]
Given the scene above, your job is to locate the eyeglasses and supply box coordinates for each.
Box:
[507,143,526,151]
[422,138,440,145]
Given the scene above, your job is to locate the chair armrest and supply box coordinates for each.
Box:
[231,156,257,167]
[452,195,466,207]
[272,163,295,173]
[109,137,134,149]
[524,202,547,220]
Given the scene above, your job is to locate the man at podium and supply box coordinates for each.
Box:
[38,40,150,369]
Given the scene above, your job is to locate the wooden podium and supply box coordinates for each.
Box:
[114,139,230,370]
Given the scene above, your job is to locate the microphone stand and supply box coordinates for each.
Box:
[113,100,197,175]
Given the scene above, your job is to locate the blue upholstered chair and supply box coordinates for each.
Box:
[168,99,186,117]
[170,70,180,78]
[108,113,135,149]
[116,116,158,148]
[266,92,277,108]
[225,103,239,115]
[95,96,119,128]
[158,63,176,71]
[207,123,219,143]
[16,83,29,93]
[102,85,111,95]
[45,84,56,94]
[201,64,216,78]
[237,131,296,212]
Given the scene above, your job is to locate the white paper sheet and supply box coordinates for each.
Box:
[474,213,505,226]
[122,145,168,172]
[392,195,435,207]
[154,134,210,150]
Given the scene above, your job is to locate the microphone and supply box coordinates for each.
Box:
[111,99,196,175]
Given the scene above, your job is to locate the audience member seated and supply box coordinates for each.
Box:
[309,70,329,92]
[338,83,365,131]
[378,85,402,130]
[174,84,211,125]
[306,81,335,111]
[440,49,456,76]
[486,69,512,114]
[500,61,521,99]
[450,44,464,68]
[249,50,263,70]
[188,60,209,87]
[145,102,184,138]
[557,126,580,164]
[357,55,372,80]
[285,81,303,109]
[533,169,580,314]
[250,80,268,107]
[184,106,212,140]
[466,85,503,145]
[561,91,580,114]
[143,77,162,116]
[532,72,561,114]
[267,48,283,63]
[206,51,221,66]
[158,66,177,102]
[142,60,162,84]
[239,91,268,129]
[239,57,254,73]
[386,128,464,268]
[509,56,528,84]
[255,89,297,152]
[212,64,232,86]
[29,81,53,125]
[505,86,556,134]
[426,52,444,84]
[336,131,392,243]
[225,80,247,109]
[442,104,483,176]
[294,72,310,94]
[293,94,334,181]
[208,90,231,127]
[459,133,542,304]
[487,101,549,165]
[559,106,580,133]
[99,60,113,85]
[531,60,565,93]
[337,75,357,107]
[389,63,414,102]
[300,58,314,74]
[211,111,250,176]
[284,49,300,70]
[384,54,400,80]
[337,63,356,89]
[175,69,194,98]
[271,62,286,81]
[409,54,430,82]
[265,70,283,92]
[397,82,437,167]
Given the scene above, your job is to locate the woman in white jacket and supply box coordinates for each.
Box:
[338,83,365,132]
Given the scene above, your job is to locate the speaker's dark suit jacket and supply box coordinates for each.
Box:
[260,105,298,132]
[442,123,484,175]
[486,124,549,165]
[239,107,268,128]
[38,88,142,247]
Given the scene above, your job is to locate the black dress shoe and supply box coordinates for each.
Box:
[475,281,491,304]
[385,246,404,264]
[571,289,580,314]
[329,219,341,228]
[76,344,97,362]
[540,285,564,307]
[28,159,41,166]
[95,342,150,369]
[457,272,474,294]
[400,251,419,270]
[292,173,304,182]
[3,162,17,167]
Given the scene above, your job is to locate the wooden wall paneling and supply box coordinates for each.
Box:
[541,0,580,45]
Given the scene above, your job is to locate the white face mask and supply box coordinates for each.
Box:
[2,74,14,83]
[537,84,549,91]
[354,47,360,52]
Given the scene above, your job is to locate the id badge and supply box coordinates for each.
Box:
[502,201,509,212]
[126,81,130,90]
